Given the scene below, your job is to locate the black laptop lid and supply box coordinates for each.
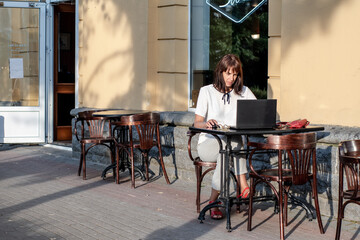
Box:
[234,99,277,129]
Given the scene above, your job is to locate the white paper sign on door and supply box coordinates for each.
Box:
[9,58,24,79]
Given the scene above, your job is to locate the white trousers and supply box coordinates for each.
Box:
[197,135,247,191]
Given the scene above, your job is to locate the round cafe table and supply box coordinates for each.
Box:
[92,109,150,118]
[92,109,151,179]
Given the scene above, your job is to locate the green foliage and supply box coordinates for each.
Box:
[250,85,267,99]
[208,6,268,89]
[209,13,233,69]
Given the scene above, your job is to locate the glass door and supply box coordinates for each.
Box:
[0,2,46,143]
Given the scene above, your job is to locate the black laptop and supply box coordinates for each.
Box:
[232,99,277,129]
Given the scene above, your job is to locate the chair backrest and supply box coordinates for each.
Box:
[117,112,160,150]
[339,139,360,156]
[339,139,360,194]
[78,110,97,118]
[266,132,317,185]
[75,111,113,140]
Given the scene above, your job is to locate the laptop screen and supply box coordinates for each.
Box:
[234,99,277,129]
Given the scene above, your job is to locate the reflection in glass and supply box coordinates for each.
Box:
[190,0,268,107]
[57,93,75,126]
[0,8,40,106]
[58,12,75,84]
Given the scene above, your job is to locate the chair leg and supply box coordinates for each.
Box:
[144,152,149,181]
[195,165,202,213]
[284,194,288,227]
[236,176,241,213]
[278,182,285,240]
[110,142,116,179]
[130,148,135,188]
[116,145,120,184]
[247,177,255,231]
[157,143,170,184]
[336,165,344,240]
[312,177,325,234]
[335,202,343,240]
[78,150,83,176]
[313,187,325,234]
[284,184,290,227]
[81,144,87,180]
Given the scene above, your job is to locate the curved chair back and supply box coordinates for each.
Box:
[268,132,316,185]
[266,132,316,149]
[336,139,360,240]
[338,139,360,198]
[247,132,324,239]
[111,112,170,188]
[73,110,115,180]
[74,110,113,140]
[248,132,317,185]
[116,112,159,150]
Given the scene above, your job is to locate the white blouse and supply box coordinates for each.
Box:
[195,84,256,144]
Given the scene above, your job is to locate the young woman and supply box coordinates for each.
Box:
[194,54,256,219]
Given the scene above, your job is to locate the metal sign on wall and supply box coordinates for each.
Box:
[206,0,267,23]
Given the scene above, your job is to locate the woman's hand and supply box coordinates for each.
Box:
[205,119,219,128]
[194,114,218,128]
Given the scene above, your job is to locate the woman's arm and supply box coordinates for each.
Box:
[194,86,218,128]
[194,114,218,128]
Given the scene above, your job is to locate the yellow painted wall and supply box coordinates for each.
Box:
[78,0,149,109]
[79,0,360,126]
[148,0,188,111]
[269,0,360,127]
[79,0,188,111]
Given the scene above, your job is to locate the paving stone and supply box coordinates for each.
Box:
[0,145,358,240]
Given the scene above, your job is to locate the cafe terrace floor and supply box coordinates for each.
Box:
[0,144,358,240]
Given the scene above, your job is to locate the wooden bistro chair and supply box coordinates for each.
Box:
[74,110,115,180]
[187,130,241,213]
[247,132,324,240]
[111,112,170,188]
[336,139,360,240]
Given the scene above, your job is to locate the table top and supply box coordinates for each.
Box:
[92,109,150,117]
[189,125,325,136]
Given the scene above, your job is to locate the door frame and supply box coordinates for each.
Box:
[0,1,78,143]
[53,3,75,141]
[46,0,79,143]
[0,1,46,143]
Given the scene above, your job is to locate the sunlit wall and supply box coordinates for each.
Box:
[268,0,360,127]
[78,0,148,109]
[78,0,188,111]
[78,0,360,127]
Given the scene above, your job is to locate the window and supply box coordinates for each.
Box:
[190,0,268,108]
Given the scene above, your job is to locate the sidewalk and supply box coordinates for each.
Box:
[0,145,358,240]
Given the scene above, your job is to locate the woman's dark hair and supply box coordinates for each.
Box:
[213,54,244,94]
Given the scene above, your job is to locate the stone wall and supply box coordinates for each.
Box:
[70,109,360,222]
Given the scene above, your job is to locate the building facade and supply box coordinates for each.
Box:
[1,0,360,143]
[78,0,360,128]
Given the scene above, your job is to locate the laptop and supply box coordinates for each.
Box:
[232,99,277,129]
